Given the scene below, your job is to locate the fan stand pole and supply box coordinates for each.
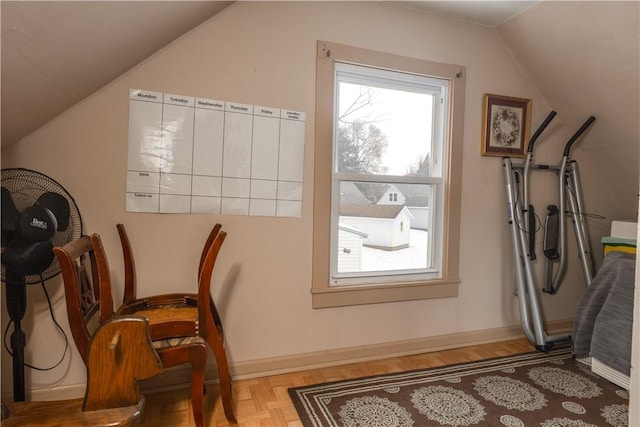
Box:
[10,319,26,402]
[5,272,27,402]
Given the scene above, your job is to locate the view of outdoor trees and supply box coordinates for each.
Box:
[337,119,388,175]
[337,86,389,175]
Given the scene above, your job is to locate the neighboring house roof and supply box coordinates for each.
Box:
[342,182,429,207]
[394,183,430,207]
[340,203,408,219]
[340,182,372,205]
[354,182,388,203]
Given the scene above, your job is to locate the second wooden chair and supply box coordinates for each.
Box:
[115,223,235,424]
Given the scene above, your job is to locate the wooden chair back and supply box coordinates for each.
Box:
[85,316,162,410]
[1,317,162,426]
[116,223,222,307]
[53,234,115,362]
[197,227,227,337]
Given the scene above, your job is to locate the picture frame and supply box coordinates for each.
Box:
[481,94,532,157]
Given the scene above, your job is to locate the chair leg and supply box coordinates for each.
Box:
[188,345,208,427]
[158,345,209,426]
[210,342,236,424]
[203,301,235,423]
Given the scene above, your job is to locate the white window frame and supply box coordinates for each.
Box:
[312,41,465,308]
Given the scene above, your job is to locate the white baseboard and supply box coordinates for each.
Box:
[229,318,572,380]
[4,384,87,402]
[3,319,573,400]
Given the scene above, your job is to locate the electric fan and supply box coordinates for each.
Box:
[1,168,82,401]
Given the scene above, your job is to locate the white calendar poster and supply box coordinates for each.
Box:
[127,89,305,217]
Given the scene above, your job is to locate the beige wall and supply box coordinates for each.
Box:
[1,1,601,396]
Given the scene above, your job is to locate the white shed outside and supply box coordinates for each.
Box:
[337,223,367,273]
[340,204,413,250]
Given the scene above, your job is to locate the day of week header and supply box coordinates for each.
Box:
[130,89,304,121]
[226,102,254,114]
[196,98,225,110]
[130,89,163,103]
[164,93,194,107]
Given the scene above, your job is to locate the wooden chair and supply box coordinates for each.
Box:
[2,316,162,426]
[115,223,235,425]
[52,234,209,426]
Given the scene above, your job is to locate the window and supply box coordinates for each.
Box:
[312,41,465,308]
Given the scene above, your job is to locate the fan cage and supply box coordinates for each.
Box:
[1,168,83,284]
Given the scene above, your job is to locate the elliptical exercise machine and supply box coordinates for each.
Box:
[503,111,596,351]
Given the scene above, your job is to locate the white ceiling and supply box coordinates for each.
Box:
[397,0,539,26]
[0,1,537,148]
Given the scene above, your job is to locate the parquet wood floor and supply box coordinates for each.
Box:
[139,338,535,426]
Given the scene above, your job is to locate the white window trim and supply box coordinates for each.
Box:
[312,41,465,308]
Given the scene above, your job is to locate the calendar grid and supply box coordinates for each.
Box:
[127,89,305,217]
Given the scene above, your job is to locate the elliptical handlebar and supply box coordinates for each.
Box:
[563,116,596,157]
[527,111,557,153]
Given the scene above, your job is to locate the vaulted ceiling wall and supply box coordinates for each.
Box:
[3,1,635,270]
[2,1,637,247]
[1,1,233,147]
[497,1,639,223]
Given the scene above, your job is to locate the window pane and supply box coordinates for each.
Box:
[336,82,435,177]
[336,181,433,275]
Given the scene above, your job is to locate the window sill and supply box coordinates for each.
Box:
[311,279,459,308]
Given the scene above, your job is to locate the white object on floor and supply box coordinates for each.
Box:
[592,358,630,390]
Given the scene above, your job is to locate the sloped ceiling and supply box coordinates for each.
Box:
[1,0,539,149]
[1,1,638,219]
[397,0,540,26]
[1,0,233,147]
[497,1,639,219]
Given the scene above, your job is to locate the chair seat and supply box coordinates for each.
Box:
[134,305,198,324]
[126,305,201,346]
[154,335,204,349]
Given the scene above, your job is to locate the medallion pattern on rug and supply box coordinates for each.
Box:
[288,348,629,427]
[410,385,486,426]
[338,396,414,427]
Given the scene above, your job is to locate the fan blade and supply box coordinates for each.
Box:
[1,240,54,276]
[19,205,57,242]
[36,192,70,231]
[1,186,20,231]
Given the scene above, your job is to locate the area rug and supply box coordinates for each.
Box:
[288,347,629,427]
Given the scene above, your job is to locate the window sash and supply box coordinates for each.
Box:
[334,62,449,180]
[330,63,449,286]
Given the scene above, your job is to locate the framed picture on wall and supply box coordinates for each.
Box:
[481,94,532,157]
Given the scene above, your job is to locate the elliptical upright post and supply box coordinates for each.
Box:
[502,112,596,351]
